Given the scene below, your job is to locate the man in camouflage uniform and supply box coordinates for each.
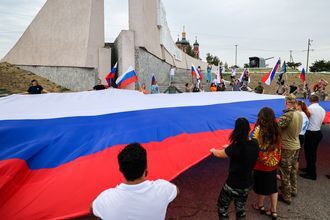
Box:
[278,95,303,204]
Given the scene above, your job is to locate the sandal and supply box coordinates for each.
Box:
[252,204,266,214]
[266,210,278,220]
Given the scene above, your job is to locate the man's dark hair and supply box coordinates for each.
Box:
[31,79,37,83]
[118,143,147,181]
[310,94,319,103]
[185,83,189,87]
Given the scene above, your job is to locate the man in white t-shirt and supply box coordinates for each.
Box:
[231,67,237,79]
[299,95,326,180]
[92,143,178,220]
[169,66,176,83]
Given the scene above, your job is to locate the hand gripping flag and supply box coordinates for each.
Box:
[116,66,138,89]
[261,59,281,85]
[105,62,117,86]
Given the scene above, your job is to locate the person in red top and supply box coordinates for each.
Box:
[252,107,281,220]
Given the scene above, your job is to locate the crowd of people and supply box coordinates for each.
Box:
[89,93,326,220]
[276,78,328,101]
[211,94,326,219]
[25,68,328,103]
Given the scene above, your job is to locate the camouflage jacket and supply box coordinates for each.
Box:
[278,108,303,150]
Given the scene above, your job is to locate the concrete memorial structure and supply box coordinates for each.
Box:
[2,0,209,92]
[2,0,110,91]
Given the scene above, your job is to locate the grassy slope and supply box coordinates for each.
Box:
[0,62,69,96]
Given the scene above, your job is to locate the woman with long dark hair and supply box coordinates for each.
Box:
[252,107,281,220]
[211,118,259,219]
[296,100,311,148]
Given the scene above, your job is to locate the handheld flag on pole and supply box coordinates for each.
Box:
[105,62,118,87]
[261,59,281,85]
[239,69,251,84]
[278,61,286,81]
[239,69,246,82]
[191,64,201,79]
[216,65,221,84]
[151,74,156,86]
[300,68,306,83]
[116,66,138,89]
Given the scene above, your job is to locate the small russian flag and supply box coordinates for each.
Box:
[105,62,117,86]
[151,75,156,86]
[300,68,306,82]
[191,64,201,79]
[116,66,138,89]
[261,59,281,85]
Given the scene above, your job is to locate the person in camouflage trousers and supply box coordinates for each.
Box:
[217,184,249,219]
[278,95,303,204]
[279,149,299,197]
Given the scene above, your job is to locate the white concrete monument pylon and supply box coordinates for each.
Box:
[2,0,111,91]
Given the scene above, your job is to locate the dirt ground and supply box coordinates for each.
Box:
[0,62,69,96]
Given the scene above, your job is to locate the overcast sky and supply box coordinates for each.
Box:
[1,0,330,68]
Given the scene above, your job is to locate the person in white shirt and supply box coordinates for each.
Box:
[169,66,176,84]
[296,100,310,171]
[296,101,310,148]
[92,143,178,220]
[299,95,326,180]
[231,67,237,80]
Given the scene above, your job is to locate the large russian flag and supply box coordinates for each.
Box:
[0,90,329,219]
[261,59,281,85]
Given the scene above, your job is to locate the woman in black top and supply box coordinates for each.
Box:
[211,118,259,219]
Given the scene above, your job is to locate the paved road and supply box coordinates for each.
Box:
[166,125,330,220]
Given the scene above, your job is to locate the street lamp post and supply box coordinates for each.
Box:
[306,39,312,73]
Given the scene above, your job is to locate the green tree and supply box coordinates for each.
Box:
[244,63,249,68]
[186,44,196,58]
[224,62,229,71]
[206,53,221,65]
[310,60,330,72]
[206,53,214,64]
[287,62,302,70]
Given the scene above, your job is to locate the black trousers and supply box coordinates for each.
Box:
[304,130,323,177]
[298,135,305,162]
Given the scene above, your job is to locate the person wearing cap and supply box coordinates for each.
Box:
[277,95,303,205]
